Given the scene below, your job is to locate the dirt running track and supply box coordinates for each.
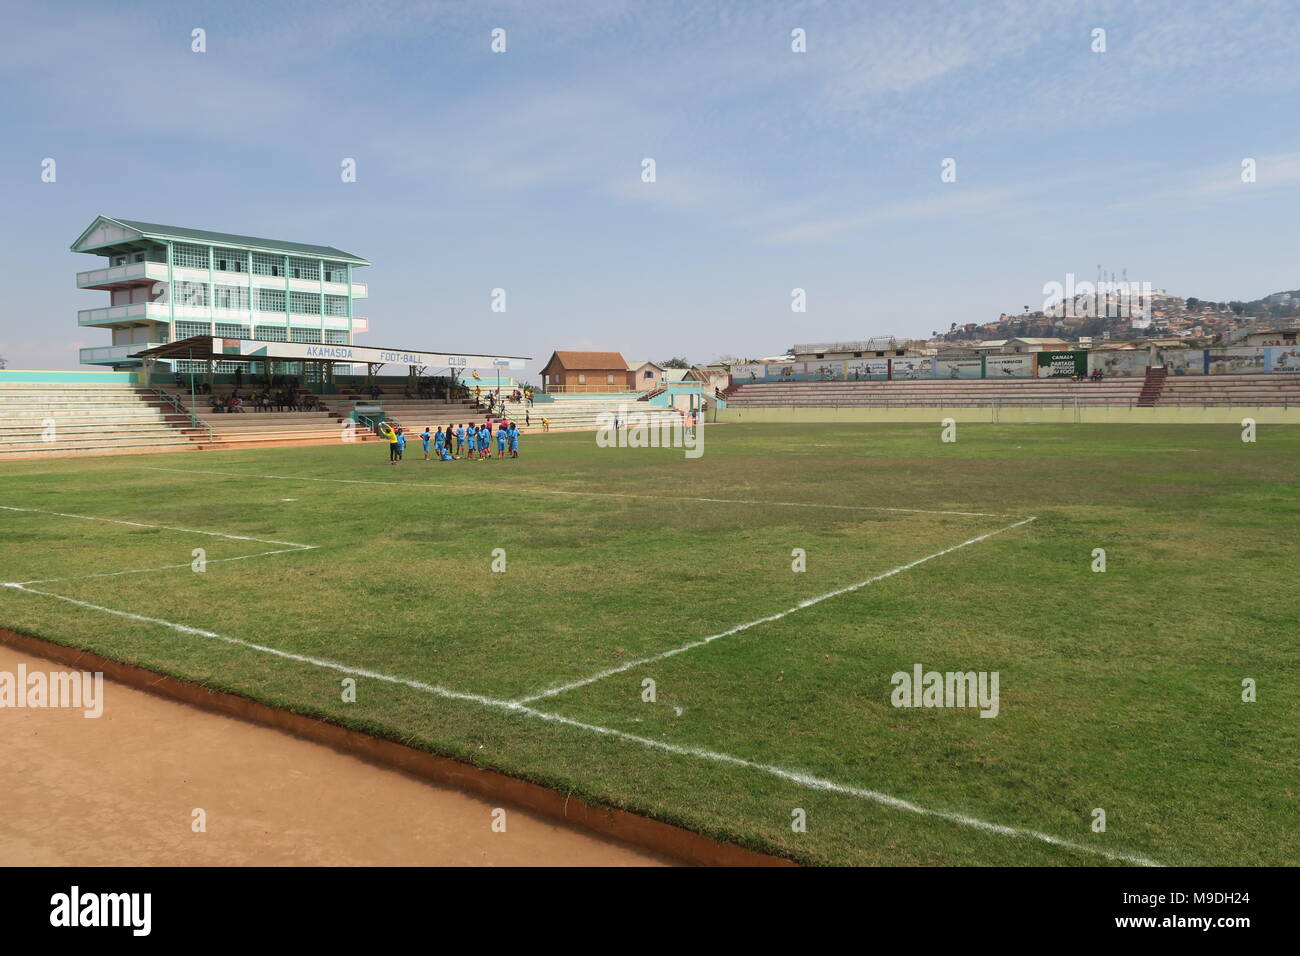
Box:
[0,645,671,866]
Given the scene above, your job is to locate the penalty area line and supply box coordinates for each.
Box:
[514,515,1038,705]
[0,580,1158,868]
[0,504,316,550]
[0,504,319,585]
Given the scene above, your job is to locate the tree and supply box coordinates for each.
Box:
[659,357,690,369]
[0,354,6,370]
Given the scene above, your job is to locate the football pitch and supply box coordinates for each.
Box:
[1,422,1296,866]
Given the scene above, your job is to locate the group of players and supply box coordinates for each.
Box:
[376,420,520,464]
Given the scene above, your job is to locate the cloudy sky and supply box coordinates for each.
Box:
[3,0,1298,374]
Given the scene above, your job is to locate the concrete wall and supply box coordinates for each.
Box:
[0,370,140,384]
[717,405,1300,425]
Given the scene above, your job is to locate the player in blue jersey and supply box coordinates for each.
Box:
[421,427,433,461]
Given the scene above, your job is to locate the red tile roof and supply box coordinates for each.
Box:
[545,350,628,370]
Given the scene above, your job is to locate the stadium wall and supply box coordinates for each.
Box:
[716,406,1300,425]
[0,369,140,384]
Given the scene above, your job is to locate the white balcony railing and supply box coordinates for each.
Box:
[80,343,164,364]
[76,261,168,287]
[78,302,158,325]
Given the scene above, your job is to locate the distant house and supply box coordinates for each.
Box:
[625,360,664,391]
[972,337,1073,355]
[539,350,630,392]
[789,339,925,362]
[1239,328,1299,347]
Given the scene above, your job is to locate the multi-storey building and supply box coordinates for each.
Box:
[72,216,369,371]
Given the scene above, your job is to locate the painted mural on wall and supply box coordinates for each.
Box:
[1206,347,1266,374]
[934,357,984,379]
[1267,347,1300,372]
[847,358,891,380]
[1092,350,1149,377]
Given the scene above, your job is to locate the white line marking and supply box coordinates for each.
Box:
[140,467,1011,517]
[0,504,318,585]
[14,549,315,586]
[0,580,1158,867]
[515,516,1038,705]
[0,505,314,549]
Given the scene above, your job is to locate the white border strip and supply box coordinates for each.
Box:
[140,467,1012,518]
[0,581,1158,867]
[514,516,1037,705]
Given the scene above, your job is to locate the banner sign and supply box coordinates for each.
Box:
[1037,350,1087,378]
[983,354,1034,378]
[215,339,528,370]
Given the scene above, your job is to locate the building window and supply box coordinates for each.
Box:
[212,285,250,311]
[288,257,320,281]
[173,281,208,307]
[607,374,615,384]
[289,291,319,315]
[324,330,349,345]
[322,261,348,283]
[578,374,586,384]
[252,252,283,277]
[112,254,128,266]
[290,327,322,344]
[175,321,212,339]
[173,243,209,269]
[853,351,862,357]
[213,248,247,273]
[323,294,348,317]
[214,360,255,374]
[256,289,286,312]
[255,325,288,342]
[215,323,251,339]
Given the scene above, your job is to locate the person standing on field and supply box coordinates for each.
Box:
[378,421,399,465]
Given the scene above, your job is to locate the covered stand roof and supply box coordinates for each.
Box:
[131,337,529,370]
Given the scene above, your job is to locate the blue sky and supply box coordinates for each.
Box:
[3,0,1298,375]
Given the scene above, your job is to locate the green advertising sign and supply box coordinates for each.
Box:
[1036,350,1087,378]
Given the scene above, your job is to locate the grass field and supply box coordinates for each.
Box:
[2,422,1297,866]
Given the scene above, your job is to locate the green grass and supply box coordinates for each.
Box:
[1,422,1296,866]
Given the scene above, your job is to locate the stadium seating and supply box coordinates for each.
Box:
[156,385,384,449]
[0,383,198,458]
[331,384,481,432]
[726,373,1300,408]
[496,393,673,430]
[1157,373,1300,406]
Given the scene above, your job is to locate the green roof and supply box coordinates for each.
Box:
[85,217,369,264]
